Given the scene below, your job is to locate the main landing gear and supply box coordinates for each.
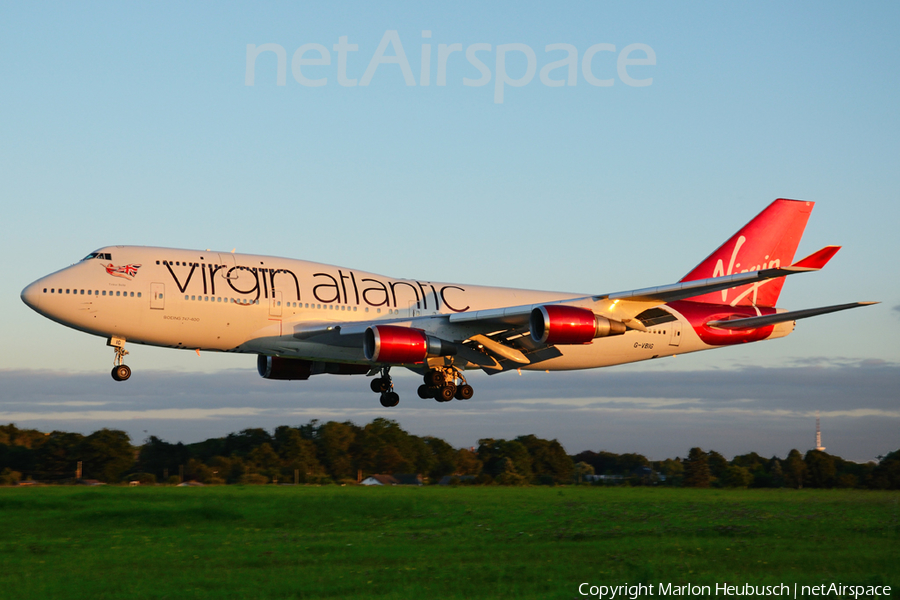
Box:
[370,366,399,407]
[369,366,474,407]
[417,367,474,403]
[109,338,131,382]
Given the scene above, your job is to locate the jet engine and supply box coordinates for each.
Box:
[530,305,626,345]
[257,355,368,380]
[364,325,456,364]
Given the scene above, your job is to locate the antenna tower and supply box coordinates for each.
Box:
[815,411,826,452]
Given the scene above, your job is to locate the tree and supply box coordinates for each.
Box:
[573,450,625,475]
[682,448,711,488]
[455,448,482,476]
[208,455,246,484]
[34,431,84,480]
[275,428,322,482]
[136,436,191,481]
[707,450,728,485]
[316,421,357,480]
[783,449,806,489]
[765,457,785,488]
[721,465,753,488]
[376,446,409,474]
[184,458,214,483]
[868,449,900,490]
[0,468,22,485]
[477,439,532,480]
[516,435,574,484]
[224,428,273,457]
[248,443,281,480]
[494,458,528,486]
[804,450,836,488]
[617,453,651,473]
[424,437,458,481]
[79,429,134,483]
[574,461,595,483]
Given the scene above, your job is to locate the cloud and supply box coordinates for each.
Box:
[1,362,898,462]
[893,304,900,316]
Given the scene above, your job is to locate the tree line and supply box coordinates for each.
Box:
[0,420,898,489]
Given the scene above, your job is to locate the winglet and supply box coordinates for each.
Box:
[790,245,841,270]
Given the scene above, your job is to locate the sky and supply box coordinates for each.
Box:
[1,2,898,462]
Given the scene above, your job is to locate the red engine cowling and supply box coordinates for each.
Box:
[530,305,626,344]
[364,325,455,364]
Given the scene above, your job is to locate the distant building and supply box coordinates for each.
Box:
[392,474,423,486]
[361,474,398,486]
[360,474,423,486]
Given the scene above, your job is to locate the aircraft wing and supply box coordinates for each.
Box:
[299,245,848,372]
[443,245,844,330]
[706,302,878,330]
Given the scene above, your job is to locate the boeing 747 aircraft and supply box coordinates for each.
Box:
[21,199,875,407]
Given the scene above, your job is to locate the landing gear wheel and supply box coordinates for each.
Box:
[455,384,474,400]
[109,339,131,382]
[112,364,131,382]
[370,377,390,393]
[437,386,456,402]
[417,384,433,399]
[424,370,444,387]
[380,391,400,407]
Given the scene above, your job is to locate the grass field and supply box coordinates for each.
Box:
[0,486,896,599]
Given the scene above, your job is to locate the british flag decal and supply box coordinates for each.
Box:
[105,263,142,280]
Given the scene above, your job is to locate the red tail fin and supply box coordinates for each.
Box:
[680,199,814,307]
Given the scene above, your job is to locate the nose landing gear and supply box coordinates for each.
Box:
[108,337,131,382]
[370,366,399,407]
[418,367,473,402]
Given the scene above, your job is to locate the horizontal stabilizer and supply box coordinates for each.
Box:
[791,245,841,270]
[706,302,878,330]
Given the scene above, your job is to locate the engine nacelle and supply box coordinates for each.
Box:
[257,355,369,380]
[258,355,312,380]
[530,305,626,345]
[364,325,456,364]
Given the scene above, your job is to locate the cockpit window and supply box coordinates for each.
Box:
[82,252,112,261]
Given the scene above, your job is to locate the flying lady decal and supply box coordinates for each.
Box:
[105,263,141,280]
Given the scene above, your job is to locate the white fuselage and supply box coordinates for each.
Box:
[21,246,726,372]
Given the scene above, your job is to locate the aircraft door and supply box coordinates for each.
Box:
[150,283,165,310]
[270,291,283,317]
[669,321,682,346]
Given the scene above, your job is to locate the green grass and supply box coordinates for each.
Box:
[0,486,896,599]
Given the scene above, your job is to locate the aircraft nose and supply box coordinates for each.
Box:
[21,280,43,312]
